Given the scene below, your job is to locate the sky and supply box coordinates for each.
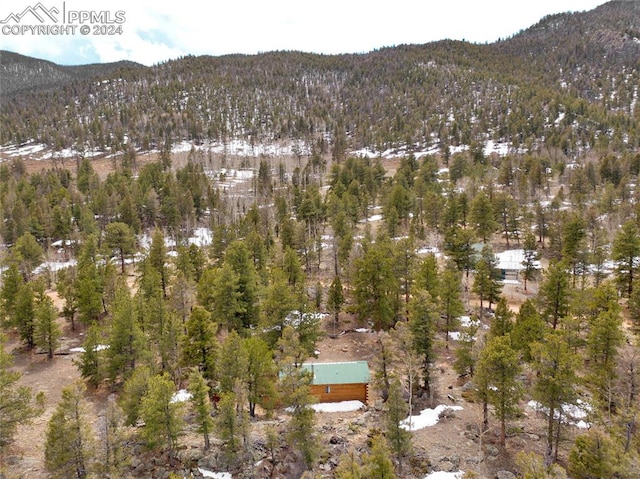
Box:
[0,0,609,66]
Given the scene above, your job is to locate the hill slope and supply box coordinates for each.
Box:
[0,1,638,157]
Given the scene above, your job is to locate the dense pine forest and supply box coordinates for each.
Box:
[1,1,640,478]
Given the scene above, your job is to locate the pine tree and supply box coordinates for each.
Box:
[103,221,136,274]
[352,235,400,330]
[219,330,249,395]
[469,192,498,243]
[568,431,625,479]
[188,369,214,450]
[472,245,502,315]
[440,264,464,348]
[140,373,184,462]
[335,448,364,479]
[511,299,545,362]
[327,274,345,334]
[0,262,22,327]
[244,336,277,417]
[586,308,624,413]
[612,220,640,297]
[0,335,44,457]
[385,378,412,470]
[106,281,146,382]
[119,365,152,426]
[34,291,61,359]
[538,261,572,329]
[362,435,398,479]
[408,290,437,396]
[45,381,94,479]
[521,231,540,291]
[532,331,580,464]
[180,306,218,385]
[14,282,35,349]
[97,396,129,477]
[76,323,104,387]
[475,334,522,446]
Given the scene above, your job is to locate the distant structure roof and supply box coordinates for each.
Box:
[301,361,370,385]
[495,249,542,272]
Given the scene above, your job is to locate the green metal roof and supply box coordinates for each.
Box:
[301,361,370,385]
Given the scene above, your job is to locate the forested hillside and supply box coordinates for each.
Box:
[1,1,639,157]
[1,1,640,479]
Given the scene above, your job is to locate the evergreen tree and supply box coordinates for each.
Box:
[469,192,498,242]
[140,373,184,462]
[521,231,540,291]
[385,378,412,470]
[219,330,249,395]
[97,396,129,477]
[188,368,214,450]
[119,365,152,426]
[197,264,243,331]
[612,220,640,297]
[76,323,104,387]
[0,262,22,327]
[515,451,568,479]
[76,234,104,324]
[103,221,136,274]
[475,334,522,446]
[216,391,246,466]
[34,291,61,359]
[439,264,464,348]
[0,335,44,457]
[148,227,169,298]
[472,245,502,314]
[335,448,364,479]
[106,281,147,382]
[244,336,277,417]
[511,299,545,362]
[180,306,218,385]
[224,240,261,330]
[352,235,400,330]
[14,282,35,349]
[45,381,94,479]
[489,297,513,339]
[532,331,580,464]
[408,290,437,396]
[586,308,624,413]
[538,261,572,329]
[568,431,625,479]
[362,434,398,479]
[279,362,320,470]
[327,274,345,334]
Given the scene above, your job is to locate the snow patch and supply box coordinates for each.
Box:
[198,469,232,479]
[527,400,591,429]
[424,472,465,479]
[311,400,365,413]
[171,389,192,403]
[400,405,463,431]
[69,344,110,353]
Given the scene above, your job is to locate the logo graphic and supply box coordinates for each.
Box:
[0,3,59,24]
[1,2,125,36]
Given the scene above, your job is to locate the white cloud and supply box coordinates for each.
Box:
[0,0,610,65]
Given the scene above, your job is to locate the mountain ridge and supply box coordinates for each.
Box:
[1,1,638,157]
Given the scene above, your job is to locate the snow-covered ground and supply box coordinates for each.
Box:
[311,400,365,413]
[424,472,465,479]
[400,405,464,431]
[198,469,232,479]
[171,389,193,403]
[32,260,77,275]
[527,399,591,429]
[69,345,110,353]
